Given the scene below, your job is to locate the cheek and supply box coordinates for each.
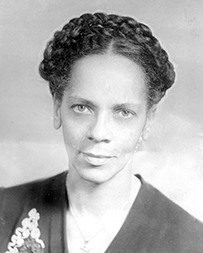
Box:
[115,128,141,155]
[62,119,88,151]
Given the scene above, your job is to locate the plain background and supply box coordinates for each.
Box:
[1,0,203,221]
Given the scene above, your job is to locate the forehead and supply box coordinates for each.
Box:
[67,54,147,105]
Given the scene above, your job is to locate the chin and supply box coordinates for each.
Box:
[77,167,117,185]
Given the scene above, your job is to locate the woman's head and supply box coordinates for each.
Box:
[39,12,175,109]
[54,53,151,184]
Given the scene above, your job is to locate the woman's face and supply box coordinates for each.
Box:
[54,54,152,184]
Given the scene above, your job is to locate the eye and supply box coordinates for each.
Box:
[118,110,135,118]
[71,104,91,114]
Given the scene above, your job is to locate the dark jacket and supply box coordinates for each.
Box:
[0,171,203,253]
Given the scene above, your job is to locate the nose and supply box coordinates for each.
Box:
[87,112,112,143]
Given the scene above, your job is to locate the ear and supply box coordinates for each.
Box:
[53,97,62,129]
[142,106,156,141]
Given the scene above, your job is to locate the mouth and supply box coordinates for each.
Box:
[81,152,114,166]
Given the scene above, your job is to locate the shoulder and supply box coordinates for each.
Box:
[0,171,68,251]
[5,170,68,192]
[0,171,68,248]
[135,175,203,252]
[0,171,68,219]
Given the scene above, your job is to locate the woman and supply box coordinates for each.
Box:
[0,12,203,253]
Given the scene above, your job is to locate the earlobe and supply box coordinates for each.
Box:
[53,98,62,129]
[142,128,149,141]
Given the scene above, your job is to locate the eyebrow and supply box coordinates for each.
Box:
[68,96,97,108]
[68,96,142,110]
[113,103,142,114]
[114,103,141,109]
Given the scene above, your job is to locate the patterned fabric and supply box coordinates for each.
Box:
[5,209,45,253]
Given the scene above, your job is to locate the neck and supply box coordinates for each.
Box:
[66,162,141,219]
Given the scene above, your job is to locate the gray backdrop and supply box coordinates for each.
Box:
[1,0,203,220]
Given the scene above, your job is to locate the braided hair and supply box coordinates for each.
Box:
[39,12,175,108]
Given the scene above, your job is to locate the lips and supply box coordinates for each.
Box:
[83,152,112,159]
[81,152,114,166]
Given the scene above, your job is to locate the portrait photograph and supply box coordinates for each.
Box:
[1,0,203,252]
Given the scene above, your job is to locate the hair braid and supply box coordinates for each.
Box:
[39,12,175,107]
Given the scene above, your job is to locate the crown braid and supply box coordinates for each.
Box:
[39,12,175,107]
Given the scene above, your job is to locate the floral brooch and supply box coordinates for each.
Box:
[5,208,45,253]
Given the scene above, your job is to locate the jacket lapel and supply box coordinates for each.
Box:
[0,171,68,253]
